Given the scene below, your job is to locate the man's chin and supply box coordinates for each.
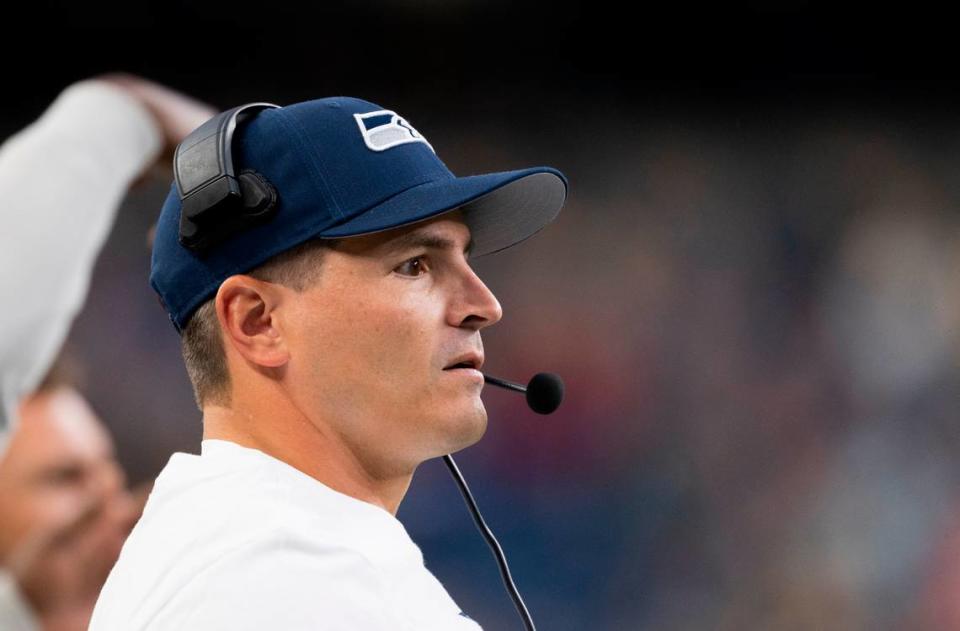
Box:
[438,407,488,455]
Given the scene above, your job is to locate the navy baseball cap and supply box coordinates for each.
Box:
[150,96,568,331]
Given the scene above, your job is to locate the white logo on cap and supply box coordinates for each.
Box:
[354,110,435,153]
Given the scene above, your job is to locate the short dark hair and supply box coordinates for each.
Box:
[180,239,339,409]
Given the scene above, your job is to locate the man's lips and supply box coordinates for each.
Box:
[442,366,484,383]
[442,352,484,371]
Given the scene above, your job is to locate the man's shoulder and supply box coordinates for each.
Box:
[113,447,342,573]
[91,445,483,630]
[91,478,390,631]
[91,527,396,630]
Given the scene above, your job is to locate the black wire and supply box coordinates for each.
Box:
[442,454,537,631]
[481,373,526,394]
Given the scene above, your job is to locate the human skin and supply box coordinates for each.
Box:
[203,210,502,515]
[0,387,136,628]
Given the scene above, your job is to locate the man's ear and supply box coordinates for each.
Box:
[215,275,290,369]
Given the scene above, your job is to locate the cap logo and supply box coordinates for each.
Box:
[354,110,435,153]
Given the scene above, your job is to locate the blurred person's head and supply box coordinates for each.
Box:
[0,355,134,624]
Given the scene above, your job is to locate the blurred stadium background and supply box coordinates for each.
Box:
[5,3,960,629]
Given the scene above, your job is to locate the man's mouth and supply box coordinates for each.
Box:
[442,352,484,371]
[442,351,485,387]
[445,361,477,370]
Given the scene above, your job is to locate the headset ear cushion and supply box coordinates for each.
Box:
[237,170,278,218]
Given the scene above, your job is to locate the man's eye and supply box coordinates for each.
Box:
[395,256,429,277]
[40,465,86,487]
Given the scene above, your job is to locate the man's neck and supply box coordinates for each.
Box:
[201,405,413,515]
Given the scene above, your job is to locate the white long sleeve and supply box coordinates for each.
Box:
[0,80,162,453]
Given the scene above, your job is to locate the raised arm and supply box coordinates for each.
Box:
[0,77,214,452]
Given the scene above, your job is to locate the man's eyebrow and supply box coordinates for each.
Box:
[386,231,474,257]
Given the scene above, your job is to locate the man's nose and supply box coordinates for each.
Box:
[449,265,503,330]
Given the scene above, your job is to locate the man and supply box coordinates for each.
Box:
[0,362,137,631]
[0,76,214,629]
[90,97,567,629]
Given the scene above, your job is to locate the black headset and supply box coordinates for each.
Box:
[173,103,280,254]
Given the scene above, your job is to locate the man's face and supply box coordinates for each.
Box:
[281,212,502,475]
[0,387,127,560]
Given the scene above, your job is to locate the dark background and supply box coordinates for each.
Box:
[5,3,960,130]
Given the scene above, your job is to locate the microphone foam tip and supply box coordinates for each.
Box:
[526,372,564,414]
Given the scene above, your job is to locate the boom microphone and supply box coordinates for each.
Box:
[483,372,565,415]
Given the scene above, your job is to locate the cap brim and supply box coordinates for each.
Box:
[318,167,567,256]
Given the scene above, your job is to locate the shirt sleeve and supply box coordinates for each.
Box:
[0,569,38,631]
[0,80,162,452]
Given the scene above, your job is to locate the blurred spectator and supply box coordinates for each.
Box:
[0,75,213,630]
[0,357,142,631]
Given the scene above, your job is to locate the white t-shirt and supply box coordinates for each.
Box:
[89,440,484,630]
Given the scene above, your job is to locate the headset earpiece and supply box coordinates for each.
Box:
[174,102,281,254]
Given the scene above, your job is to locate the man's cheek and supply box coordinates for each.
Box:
[24,490,80,533]
[373,309,430,366]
